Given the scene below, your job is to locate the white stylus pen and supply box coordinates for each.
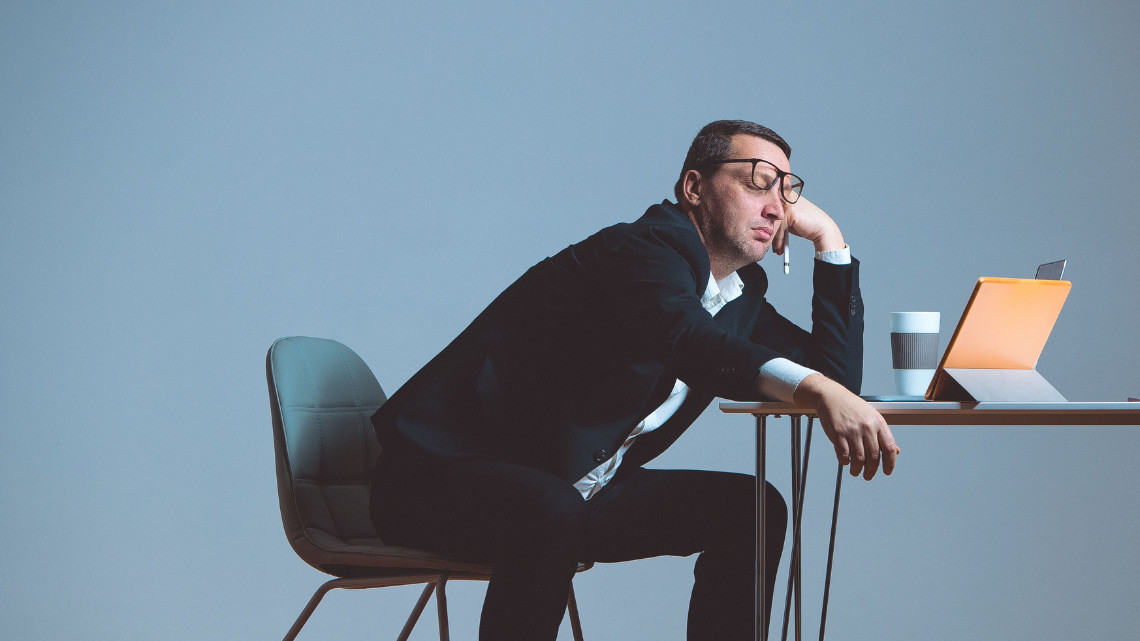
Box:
[783,240,790,275]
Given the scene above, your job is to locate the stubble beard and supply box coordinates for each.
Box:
[724,232,769,269]
[702,227,769,276]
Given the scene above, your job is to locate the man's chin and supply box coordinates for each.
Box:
[749,244,770,264]
[723,240,769,269]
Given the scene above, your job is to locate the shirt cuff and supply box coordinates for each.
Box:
[815,245,851,265]
[757,358,819,402]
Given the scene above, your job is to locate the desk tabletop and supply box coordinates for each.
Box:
[719,401,1140,425]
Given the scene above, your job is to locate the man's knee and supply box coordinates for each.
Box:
[719,474,786,532]
[762,480,788,537]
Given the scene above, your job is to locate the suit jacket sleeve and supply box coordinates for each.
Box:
[586,219,815,401]
[745,258,864,394]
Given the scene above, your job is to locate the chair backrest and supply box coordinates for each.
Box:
[266,336,387,572]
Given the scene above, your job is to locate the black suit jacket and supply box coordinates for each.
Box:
[372,202,863,482]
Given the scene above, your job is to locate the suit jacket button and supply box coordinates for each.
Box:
[593,449,608,463]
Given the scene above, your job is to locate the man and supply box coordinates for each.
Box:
[369,120,900,640]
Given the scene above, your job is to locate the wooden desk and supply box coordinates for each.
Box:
[719,401,1140,641]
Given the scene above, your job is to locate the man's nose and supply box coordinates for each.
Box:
[765,196,785,220]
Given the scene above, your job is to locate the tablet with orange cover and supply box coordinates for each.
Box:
[925,277,1071,401]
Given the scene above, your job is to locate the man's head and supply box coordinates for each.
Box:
[675,121,798,279]
[673,120,791,203]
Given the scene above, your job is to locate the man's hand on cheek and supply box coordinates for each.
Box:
[784,196,845,253]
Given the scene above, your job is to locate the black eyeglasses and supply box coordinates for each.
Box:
[703,158,804,204]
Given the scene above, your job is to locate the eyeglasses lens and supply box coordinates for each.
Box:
[751,161,802,204]
[752,162,780,190]
[783,175,803,203]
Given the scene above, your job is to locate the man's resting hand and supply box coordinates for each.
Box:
[794,374,900,480]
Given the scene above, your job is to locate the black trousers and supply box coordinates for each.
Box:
[370,455,787,641]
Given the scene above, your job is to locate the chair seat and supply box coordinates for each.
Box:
[291,528,495,576]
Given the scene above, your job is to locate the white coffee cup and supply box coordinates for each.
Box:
[890,312,940,397]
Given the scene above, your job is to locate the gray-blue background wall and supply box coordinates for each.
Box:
[3,1,1138,639]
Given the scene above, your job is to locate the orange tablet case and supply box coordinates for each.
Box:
[925,278,1071,401]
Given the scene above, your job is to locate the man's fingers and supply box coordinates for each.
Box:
[847,437,865,477]
[882,446,898,476]
[881,430,901,476]
[774,219,791,254]
[832,437,850,466]
[862,430,881,481]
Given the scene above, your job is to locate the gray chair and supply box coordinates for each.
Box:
[266,336,587,640]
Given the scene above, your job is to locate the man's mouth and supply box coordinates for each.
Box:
[753,227,773,242]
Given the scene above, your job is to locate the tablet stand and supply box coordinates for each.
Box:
[929,368,1066,402]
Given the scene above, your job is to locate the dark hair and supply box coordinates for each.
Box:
[673,120,792,202]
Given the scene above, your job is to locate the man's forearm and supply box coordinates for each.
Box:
[809,251,863,392]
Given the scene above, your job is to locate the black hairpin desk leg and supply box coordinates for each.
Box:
[819,463,844,641]
[757,415,768,641]
[781,418,814,641]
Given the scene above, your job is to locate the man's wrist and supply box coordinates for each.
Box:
[792,372,833,407]
[812,228,846,254]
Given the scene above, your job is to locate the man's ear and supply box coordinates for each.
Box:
[680,169,702,209]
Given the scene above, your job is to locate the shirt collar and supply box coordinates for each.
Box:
[700,271,745,316]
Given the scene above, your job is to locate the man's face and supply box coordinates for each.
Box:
[692,134,789,271]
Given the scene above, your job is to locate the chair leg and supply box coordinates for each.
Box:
[435,575,450,641]
[567,581,585,641]
[282,579,339,641]
[397,582,437,641]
